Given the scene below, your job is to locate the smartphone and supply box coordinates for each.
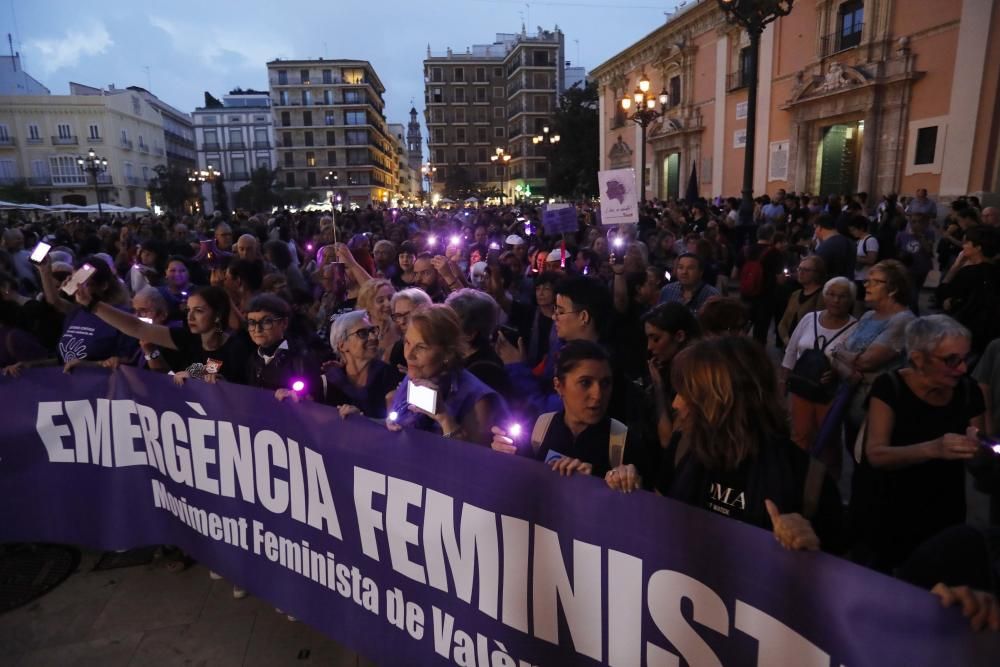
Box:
[30,242,52,264]
[407,382,438,415]
[139,317,154,324]
[498,324,520,345]
[977,432,1000,455]
[61,264,97,296]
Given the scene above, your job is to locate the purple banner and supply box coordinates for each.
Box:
[542,206,579,235]
[1,367,997,666]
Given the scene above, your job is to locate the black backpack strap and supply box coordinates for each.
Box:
[819,319,857,351]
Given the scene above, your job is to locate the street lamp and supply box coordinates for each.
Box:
[490,147,511,204]
[620,71,669,204]
[717,0,795,226]
[533,126,561,198]
[421,162,436,203]
[188,165,220,213]
[77,149,108,217]
[324,171,339,210]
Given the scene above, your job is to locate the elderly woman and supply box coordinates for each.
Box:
[388,287,432,370]
[445,288,511,398]
[832,259,915,436]
[852,315,984,572]
[781,277,857,471]
[777,255,827,348]
[386,304,508,445]
[357,278,398,363]
[323,310,403,419]
[650,336,844,552]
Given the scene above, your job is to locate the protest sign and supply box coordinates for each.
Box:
[542,204,579,235]
[598,169,639,225]
[1,367,997,666]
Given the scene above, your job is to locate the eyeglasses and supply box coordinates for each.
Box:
[350,326,380,340]
[553,307,582,317]
[391,311,412,324]
[933,353,970,369]
[246,316,285,331]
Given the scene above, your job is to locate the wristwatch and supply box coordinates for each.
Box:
[144,350,161,361]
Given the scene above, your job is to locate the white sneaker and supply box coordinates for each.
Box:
[232,586,247,599]
[209,571,222,580]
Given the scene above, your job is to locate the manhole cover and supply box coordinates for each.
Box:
[92,546,158,571]
[0,543,80,613]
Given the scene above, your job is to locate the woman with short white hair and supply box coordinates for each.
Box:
[781,276,857,473]
[852,314,985,572]
[387,287,432,371]
[322,309,402,419]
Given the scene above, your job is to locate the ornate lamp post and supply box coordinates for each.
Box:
[619,72,669,204]
[533,126,561,198]
[188,165,220,214]
[77,149,108,217]
[324,170,339,210]
[421,162,436,204]
[490,147,511,204]
[717,0,795,226]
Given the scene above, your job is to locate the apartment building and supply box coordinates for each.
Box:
[592,0,1000,203]
[266,59,398,207]
[423,27,567,200]
[193,90,277,211]
[0,84,166,207]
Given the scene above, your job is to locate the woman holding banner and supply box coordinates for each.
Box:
[639,336,844,552]
[386,304,507,445]
[322,310,402,419]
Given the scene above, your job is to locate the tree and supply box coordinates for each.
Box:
[146,165,192,213]
[234,167,279,212]
[443,165,477,200]
[213,175,230,215]
[548,81,600,199]
[0,179,48,204]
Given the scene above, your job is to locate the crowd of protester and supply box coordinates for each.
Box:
[2,187,1000,631]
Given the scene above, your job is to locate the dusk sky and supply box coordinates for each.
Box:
[7,0,681,138]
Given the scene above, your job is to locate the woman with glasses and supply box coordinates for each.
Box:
[851,315,985,572]
[247,294,321,400]
[777,255,827,348]
[831,259,915,439]
[386,304,508,445]
[320,310,402,419]
[387,288,432,372]
[357,278,398,364]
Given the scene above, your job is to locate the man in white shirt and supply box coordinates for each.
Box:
[848,216,878,301]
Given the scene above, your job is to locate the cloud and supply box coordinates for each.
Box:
[26,21,114,74]
[149,14,290,71]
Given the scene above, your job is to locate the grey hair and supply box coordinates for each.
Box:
[328,310,370,356]
[373,239,395,253]
[391,287,432,309]
[132,286,168,315]
[822,276,856,301]
[905,314,970,359]
[445,288,499,345]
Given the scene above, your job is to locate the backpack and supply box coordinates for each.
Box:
[739,247,772,298]
[787,313,856,403]
[530,412,627,469]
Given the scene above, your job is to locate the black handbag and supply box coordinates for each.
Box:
[788,314,855,403]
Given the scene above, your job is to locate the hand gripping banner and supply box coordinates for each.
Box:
[1,367,997,666]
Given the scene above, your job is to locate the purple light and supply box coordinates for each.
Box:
[291,380,305,392]
[508,423,522,438]
[428,235,437,247]
[306,243,314,252]
[993,443,1000,455]
[613,237,624,249]
[489,242,500,250]
[388,411,399,422]
[450,235,461,247]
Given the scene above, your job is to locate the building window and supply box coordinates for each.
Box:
[254,128,268,146]
[494,67,503,77]
[327,150,337,166]
[432,88,443,103]
[257,157,271,170]
[279,91,289,106]
[31,159,48,179]
[433,128,444,143]
[494,166,504,178]
[456,128,466,142]
[477,128,488,143]
[477,147,487,162]
[454,88,465,103]
[431,67,443,82]
[914,126,938,165]
[303,111,313,126]
[324,90,334,105]
[306,151,316,167]
[345,130,367,145]
[300,69,311,85]
[302,90,313,106]
[493,86,504,99]
[204,129,219,148]
[49,156,85,184]
[669,76,681,107]
[476,67,487,82]
[88,124,100,140]
[27,124,40,141]
[231,157,247,178]
[435,149,445,163]
[476,87,487,103]
[307,171,317,186]
[228,128,243,147]
[57,123,72,139]
[494,127,505,138]
[283,131,292,148]
[304,131,314,147]
[838,1,864,50]
[478,167,488,181]
[322,69,333,84]
[345,111,366,126]
[281,111,291,127]
[284,152,294,167]
[277,70,288,85]
[326,131,336,145]
[456,148,466,163]
[285,171,295,186]
[454,67,464,82]
[454,108,466,123]
[494,107,504,120]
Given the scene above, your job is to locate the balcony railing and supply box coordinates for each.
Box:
[96,174,114,184]
[203,142,221,151]
[86,135,103,144]
[230,171,250,180]
[0,136,15,146]
[228,141,246,149]
[28,176,50,186]
[821,23,863,57]
[120,138,133,150]
[52,135,78,145]
[253,140,271,149]
[125,175,141,186]
[726,70,750,91]
[138,143,149,153]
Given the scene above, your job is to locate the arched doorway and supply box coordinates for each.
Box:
[817,120,864,196]
[660,153,679,200]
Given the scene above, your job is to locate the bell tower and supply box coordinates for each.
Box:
[406,105,423,172]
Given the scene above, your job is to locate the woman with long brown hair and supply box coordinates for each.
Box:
[629,336,843,551]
